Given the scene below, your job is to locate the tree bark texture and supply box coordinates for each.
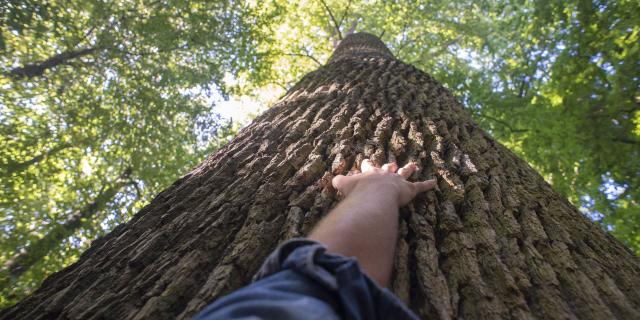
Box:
[2,33,639,319]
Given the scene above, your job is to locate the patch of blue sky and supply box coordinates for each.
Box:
[600,174,627,201]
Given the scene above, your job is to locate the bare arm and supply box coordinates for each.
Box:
[309,159,437,287]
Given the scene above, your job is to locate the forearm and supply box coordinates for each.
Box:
[309,159,436,288]
[309,185,400,287]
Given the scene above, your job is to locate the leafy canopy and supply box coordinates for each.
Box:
[0,0,270,306]
[1,0,638,308]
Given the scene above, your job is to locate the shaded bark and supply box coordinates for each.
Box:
[1,168,131,285]
[7,47,96,79]
[2,33,640,319]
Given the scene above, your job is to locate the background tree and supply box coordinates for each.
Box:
[2,32,639,320]
[0,0,269,305]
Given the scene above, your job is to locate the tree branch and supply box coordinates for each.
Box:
[319,0,343,40]
[518,78,527,98]
[346,19,358,37]
[128,177,142,199]
[428,36,461,57]
[4,143,73,176]
[287,52,322,66]
[7,47,97,79]
[475,113,528,133]
[395,23,410,55]
[612,137,640,145]
[271,81,289,91]
[337,0,353,29]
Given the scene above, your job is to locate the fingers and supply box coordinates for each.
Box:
[381,162,398,173]
[360,159,375,173]
[360,159,419,177]
[413,179,437,193]
[332,174,347,189]
[359,159,423,180]
[398,163,418,178]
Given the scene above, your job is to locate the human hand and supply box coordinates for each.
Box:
[332,159,437,207]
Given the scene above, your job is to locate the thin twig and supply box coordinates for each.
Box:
[129,179,142,199]
[287,53,322,66]
[272,81,288,91]
[319,0,343,40]
[75,25,97,48]
[475,113,528,133]
[612,137,640,145]
[337,0,353,28]
[347,19,358,36]
[394,23,410,56]
[518,78,527,98]
[428,36,461,57]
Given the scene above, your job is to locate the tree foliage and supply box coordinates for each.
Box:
[1,0,638,309]
[0,0,268,306]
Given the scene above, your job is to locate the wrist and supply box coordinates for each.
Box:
[347,181,402,208]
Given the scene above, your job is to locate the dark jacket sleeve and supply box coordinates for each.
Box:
[193,239,420,320]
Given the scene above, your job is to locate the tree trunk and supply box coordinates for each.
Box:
[1,169,131,287]
[2,33,639,319]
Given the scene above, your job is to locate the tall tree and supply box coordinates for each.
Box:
[3,33,639,320]
[242,0,640,252]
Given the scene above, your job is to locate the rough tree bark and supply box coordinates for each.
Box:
[2,33,639,319]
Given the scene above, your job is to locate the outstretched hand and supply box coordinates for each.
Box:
[332,159,437,207]
[312,159,438,286]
